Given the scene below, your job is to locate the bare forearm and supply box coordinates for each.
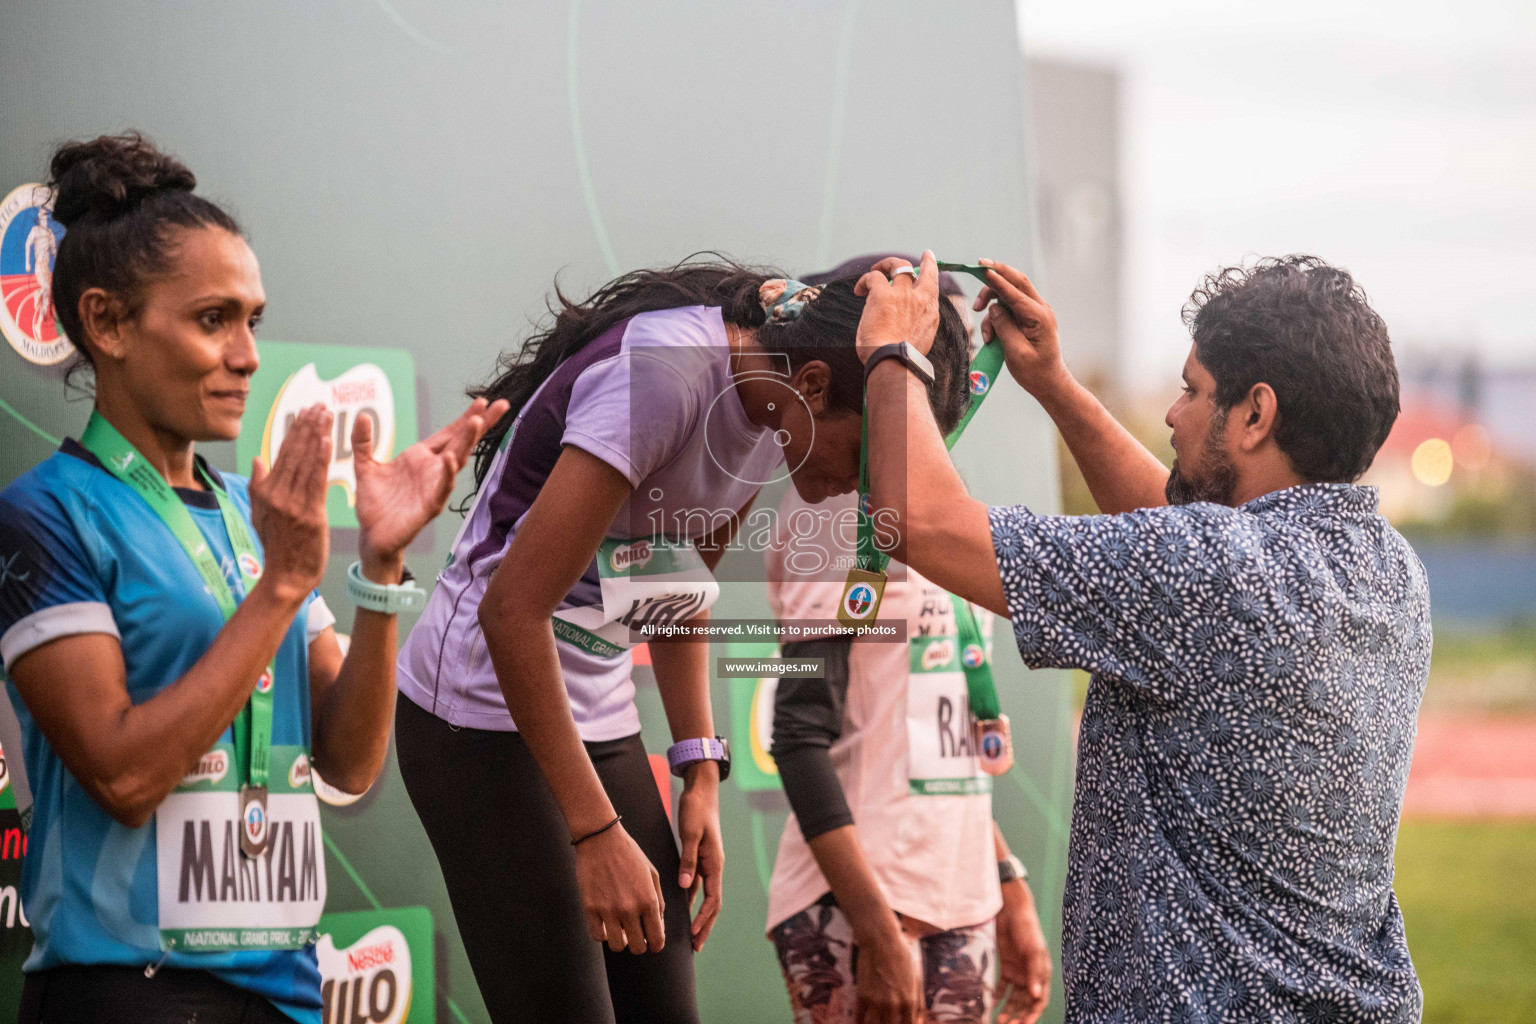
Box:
[866,362,1009,616]
[650,625,722,803]
[312,623,396,793]
[1035,376,1168,513]
[485,615,615,837]
[18,582,306,826]
[992,821,1037,911]
[122,584,304,800]
[473,446,642,838]
[311,554,405,792]
[868,364,964,559]
[807,826,904,947]
[649,616,715,743]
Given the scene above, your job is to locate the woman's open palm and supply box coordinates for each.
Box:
[352,397,510,560]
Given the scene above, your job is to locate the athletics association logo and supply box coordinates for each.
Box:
[0,183,72,366]
[243,799,268,845]
[981,731,1005,760]
[237,552,262,580]
[962,644,985,669]
[255,670,274,694]
[968,370,990,396]
[843,582,876,621]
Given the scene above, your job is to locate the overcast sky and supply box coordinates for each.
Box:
[1016,0,1536,389]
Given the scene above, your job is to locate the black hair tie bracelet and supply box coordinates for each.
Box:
[572,814,623,846]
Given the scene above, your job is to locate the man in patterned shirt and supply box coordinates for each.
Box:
[849,252,1428,1023]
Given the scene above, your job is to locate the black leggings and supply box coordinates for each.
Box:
[395,696,698,1024]
[17,964,293,1024]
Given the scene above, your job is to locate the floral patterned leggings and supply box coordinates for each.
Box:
[770,895,996,1024]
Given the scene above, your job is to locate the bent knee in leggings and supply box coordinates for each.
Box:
[395,699,614,1021]
[588,733,700,1024]
[396,705,698,1023]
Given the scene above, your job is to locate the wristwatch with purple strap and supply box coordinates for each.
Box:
[666,737,731,781]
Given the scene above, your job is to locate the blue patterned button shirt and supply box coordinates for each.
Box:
[989,484,1430,1023]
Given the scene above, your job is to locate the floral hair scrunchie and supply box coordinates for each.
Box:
[759,278,822,323]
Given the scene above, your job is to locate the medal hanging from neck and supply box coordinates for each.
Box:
[80,411,276,858]
[838,411,890,630]
[952,595,1012,775]
[849,313,1012,771]
[843,331,1006,631]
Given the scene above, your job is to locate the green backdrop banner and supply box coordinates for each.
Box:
[235,341,420,530]
[0,3,1071,1021]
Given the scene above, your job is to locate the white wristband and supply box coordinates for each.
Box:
[345,560,426,614]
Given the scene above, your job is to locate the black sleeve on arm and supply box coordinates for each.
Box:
[771,637,855,840]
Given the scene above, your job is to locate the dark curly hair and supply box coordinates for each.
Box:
[46,132,241,379]
[1182,255,1399,483]
[467,254,971,489]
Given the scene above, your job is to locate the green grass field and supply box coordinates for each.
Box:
[1420,622,1536,716]
[1394,819,1536,1023]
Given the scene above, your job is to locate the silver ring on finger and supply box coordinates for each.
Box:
[891,265,919,282]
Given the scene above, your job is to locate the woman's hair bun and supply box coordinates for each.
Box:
[48,132,197,228]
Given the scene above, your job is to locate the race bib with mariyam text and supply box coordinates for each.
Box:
[155,745,327,952]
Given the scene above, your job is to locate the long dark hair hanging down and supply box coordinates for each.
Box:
[465,252,973,496]
[467,254,775,488]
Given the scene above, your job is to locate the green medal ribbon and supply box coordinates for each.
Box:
[850,276,1008,719]
[854,336,1006,575]
[80,412,275,846]
[950,595,999,721]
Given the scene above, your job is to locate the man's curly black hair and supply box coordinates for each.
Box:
[1182,255,1399,483]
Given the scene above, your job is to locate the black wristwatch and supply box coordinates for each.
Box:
[998,854,1028,886]
[863,342,935,385]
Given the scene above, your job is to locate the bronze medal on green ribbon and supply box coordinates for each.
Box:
[81,411,277,858]
[855,323,1013,768]
[976,714,1014,776]
[239,784,270,858]
[836,567,888,630]
[952,595,1012,776]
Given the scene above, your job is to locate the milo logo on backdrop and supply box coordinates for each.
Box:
[237,342,417,529]
[316,907,435,1024]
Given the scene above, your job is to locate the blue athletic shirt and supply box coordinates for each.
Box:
[0,440,335,1024]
